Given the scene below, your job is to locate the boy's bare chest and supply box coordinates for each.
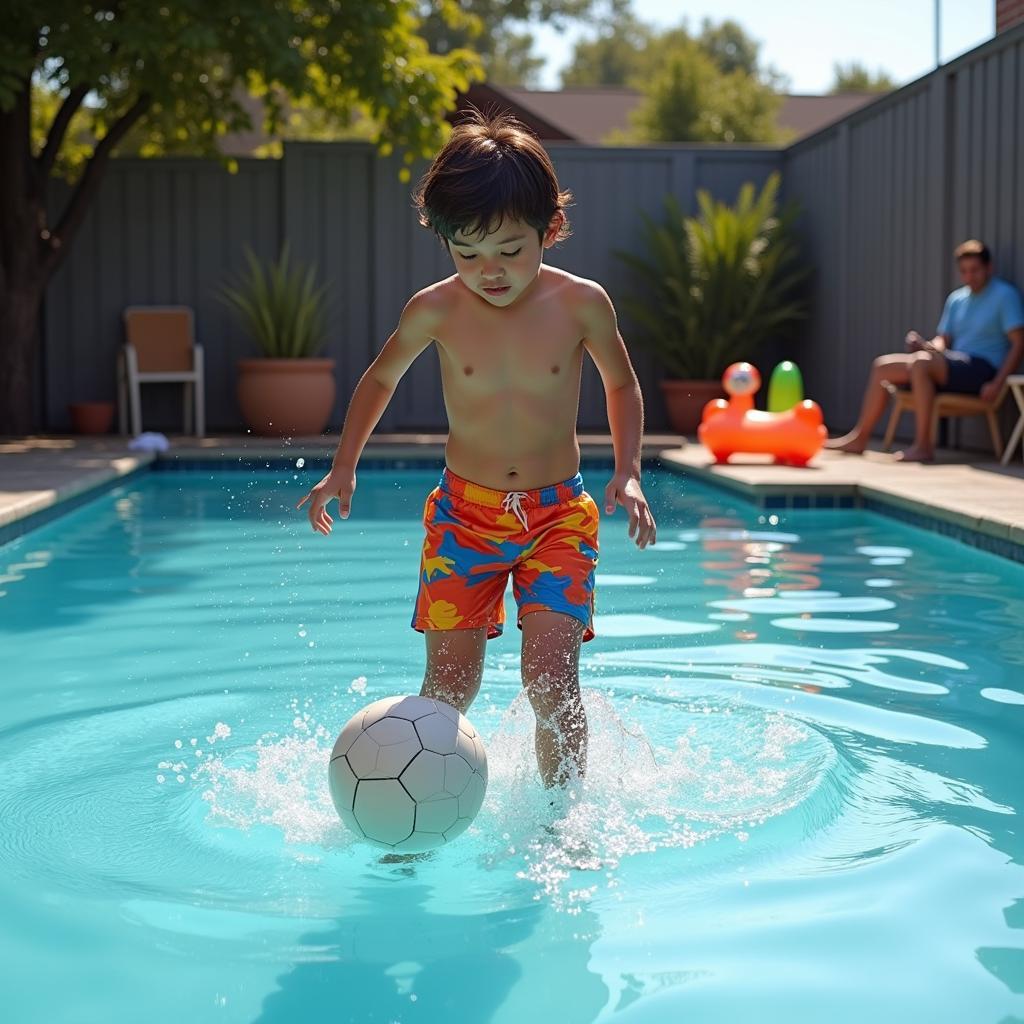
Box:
[435,306,584,395]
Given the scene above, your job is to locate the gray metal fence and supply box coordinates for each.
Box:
[41,21,1023,443]
[785,23,1024,445]
[42,145,781,432]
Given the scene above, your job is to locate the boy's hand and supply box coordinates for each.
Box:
[604,473,656,549]
[296,469,356,535]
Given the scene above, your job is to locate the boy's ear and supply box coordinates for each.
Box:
[543,211,565,247]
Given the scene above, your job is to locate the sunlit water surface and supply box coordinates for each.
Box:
[1,466,1023,1023]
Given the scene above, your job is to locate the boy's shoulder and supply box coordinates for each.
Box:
[402,276,462,323]
[540,266,611,309]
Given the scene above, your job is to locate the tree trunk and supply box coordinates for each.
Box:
[0,283,43,435]
[0,74,151,437]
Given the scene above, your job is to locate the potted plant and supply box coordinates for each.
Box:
[68,400,115,434]
[617,172,807,435]
[217,243,335,437]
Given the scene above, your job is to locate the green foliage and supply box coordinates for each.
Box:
[217,244,330,359]
[419,0,624,85]
[561,14,783,143]
[2,1,485,181]
[616,173,808,380]
[830,61,897,94]
[559,12,653,86]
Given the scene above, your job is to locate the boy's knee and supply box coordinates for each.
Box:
[522,670,581,718]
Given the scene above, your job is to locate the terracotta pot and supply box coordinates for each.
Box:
[68,401,115,435]
[237,358,336,437]
[658,379,725,436]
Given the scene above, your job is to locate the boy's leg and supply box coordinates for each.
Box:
[826,352,917,452]
[520,610,587,788]
[420,626,487,714]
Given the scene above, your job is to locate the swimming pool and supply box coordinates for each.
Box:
[1,464,1022,1023]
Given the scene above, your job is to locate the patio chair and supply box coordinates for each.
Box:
[881,379,1008,459]
[118,306,205,437]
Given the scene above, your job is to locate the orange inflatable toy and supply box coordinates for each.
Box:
[698,362,826,466]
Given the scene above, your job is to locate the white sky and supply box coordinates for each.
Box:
[531,0,995,92]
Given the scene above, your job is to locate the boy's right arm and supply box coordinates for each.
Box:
[296,290,441,535]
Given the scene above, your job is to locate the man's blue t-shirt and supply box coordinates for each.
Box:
[936,277,1024,369]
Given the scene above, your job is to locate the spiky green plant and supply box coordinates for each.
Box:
[217,243,330,358]
[616,172,807,380]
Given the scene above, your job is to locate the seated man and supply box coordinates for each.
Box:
[827,239,1024,461]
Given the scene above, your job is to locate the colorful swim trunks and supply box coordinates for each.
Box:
[411,467,600,642]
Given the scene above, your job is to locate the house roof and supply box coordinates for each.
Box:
[455,84,877,144]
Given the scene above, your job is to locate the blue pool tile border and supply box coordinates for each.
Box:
[860,497,1024,563]
[149,456,622,473]
[3,454,1021,564]
[0,464,151,547]
[0,456,623,547]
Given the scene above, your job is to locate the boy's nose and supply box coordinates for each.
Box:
[481,262,502,279]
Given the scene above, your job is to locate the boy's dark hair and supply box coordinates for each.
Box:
[954,239,991,264]
[413,109,572,244]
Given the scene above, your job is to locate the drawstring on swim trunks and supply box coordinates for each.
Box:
[501,490,531,531]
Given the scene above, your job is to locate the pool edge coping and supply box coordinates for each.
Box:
[656,454,1024,564]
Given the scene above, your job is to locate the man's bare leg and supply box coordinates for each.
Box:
[895,351,948,462]
[826,354,915,453]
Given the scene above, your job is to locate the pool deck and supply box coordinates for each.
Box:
[2,433,1024,557]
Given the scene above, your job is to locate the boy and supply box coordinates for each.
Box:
[297,112,656,787]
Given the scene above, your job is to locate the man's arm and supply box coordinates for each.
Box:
[980,326,1024,402]
[578,283,643,480]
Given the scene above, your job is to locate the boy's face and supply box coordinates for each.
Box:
[448,214,561,307]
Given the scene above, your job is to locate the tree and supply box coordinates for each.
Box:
[559,13,654,87]
[561,13,782,89]
[564,15,782,144]
[629,41,782,145]
[419,0,626,85]
[487,31,546,87]
[695,18,760,77]
[830,62,897,94]
[0,2,482,435]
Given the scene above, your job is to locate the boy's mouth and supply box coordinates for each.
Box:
[482,285,511,297]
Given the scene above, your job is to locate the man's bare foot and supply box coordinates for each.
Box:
[893,446,934,463]
[824,433,867,454]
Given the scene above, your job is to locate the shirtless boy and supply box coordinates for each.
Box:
[298,112,656,788]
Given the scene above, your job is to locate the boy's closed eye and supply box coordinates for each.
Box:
[455,249,522,260]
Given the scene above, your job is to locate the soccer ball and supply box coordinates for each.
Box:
[328,695,488,852]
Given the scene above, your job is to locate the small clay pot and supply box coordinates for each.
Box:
[68,401,115,435]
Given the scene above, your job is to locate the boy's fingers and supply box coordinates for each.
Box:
[296,492,310,509]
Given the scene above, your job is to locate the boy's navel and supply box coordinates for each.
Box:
[551,365,560,374]
[463,365,473,375]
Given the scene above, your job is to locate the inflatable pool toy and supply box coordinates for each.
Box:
[329,694,487,852]
[699,362,826,466]
[766,360,804,412]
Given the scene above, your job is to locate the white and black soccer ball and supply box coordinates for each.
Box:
[328,695,488,852]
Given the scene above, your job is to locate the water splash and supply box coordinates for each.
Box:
[192,688,834,911]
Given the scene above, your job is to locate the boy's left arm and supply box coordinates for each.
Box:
[579,284,656,549]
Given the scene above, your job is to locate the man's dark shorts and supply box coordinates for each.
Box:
[942,350,998,394]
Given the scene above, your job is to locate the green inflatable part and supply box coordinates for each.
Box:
[767,360,804,412]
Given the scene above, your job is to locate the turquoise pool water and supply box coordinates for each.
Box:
[1,465,1023,1023]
